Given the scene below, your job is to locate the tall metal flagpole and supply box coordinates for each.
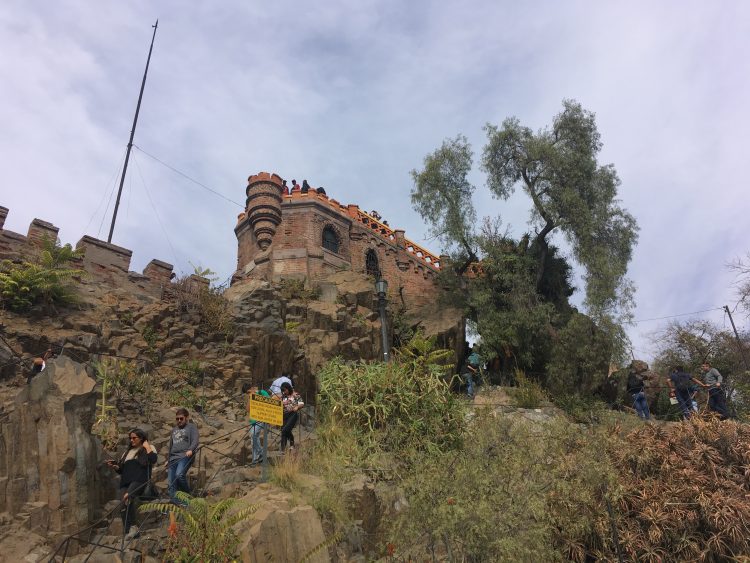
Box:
[107,20,159,244]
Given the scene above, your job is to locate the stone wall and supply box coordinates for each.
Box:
[0,205,189,300]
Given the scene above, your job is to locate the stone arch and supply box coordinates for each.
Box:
[322,224,341,253]
[365,248,380,278]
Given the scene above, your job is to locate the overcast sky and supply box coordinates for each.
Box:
[1,1,748,361]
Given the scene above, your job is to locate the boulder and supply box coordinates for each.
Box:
[236,484,329,563]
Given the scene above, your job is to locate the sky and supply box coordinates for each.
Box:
[1,1,749,361]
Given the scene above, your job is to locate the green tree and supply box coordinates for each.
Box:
[410,100,638,379]
[481,99,638,322]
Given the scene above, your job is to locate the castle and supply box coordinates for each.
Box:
[234,173,443,307]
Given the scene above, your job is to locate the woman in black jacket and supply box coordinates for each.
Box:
[106,428,157,537]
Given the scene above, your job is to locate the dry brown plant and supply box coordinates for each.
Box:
[597,416,750,562]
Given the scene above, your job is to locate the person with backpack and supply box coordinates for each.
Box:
[668,367,702,420]
[106,428,157,539]
[626,369,650,420]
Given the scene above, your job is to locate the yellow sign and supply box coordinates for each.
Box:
[249,393,283,426]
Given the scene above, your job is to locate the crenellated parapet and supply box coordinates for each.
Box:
[0,205,190,299]
[233,172,445,308]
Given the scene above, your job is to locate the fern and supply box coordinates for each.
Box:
[140,492,258,562]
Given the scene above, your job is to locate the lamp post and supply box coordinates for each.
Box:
[375,278,390,362]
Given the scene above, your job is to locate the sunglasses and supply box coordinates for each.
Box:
[176,416,186,421]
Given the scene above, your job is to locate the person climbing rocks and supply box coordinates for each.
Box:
[668,367,701,420]
[106,428,157,540]
[27,348,52,384]
[698,362,730,419]
[248,385,270,465]
[280,382,304,453]
[626,368,650,420]
[166,408,199,503]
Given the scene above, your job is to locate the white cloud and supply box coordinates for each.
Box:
[1,0,748,360]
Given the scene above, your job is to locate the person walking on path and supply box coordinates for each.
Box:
[627,369,650,420]
[280,382,304,453]
[248,386,269,465]
[463,347,481,399]
[668,367,701,420]
[107,428,157,539]
[166,408,199,503]
[698,362,730,419]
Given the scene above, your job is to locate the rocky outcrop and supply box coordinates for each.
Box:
[236,484,329,563]
[0,356,102,534]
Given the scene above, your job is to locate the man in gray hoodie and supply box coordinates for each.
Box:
[166,408,199,503]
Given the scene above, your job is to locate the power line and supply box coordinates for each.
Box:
[132,144,244,208]
[132,152,182,270]
[633,307,724,324]
[84,149,127,235]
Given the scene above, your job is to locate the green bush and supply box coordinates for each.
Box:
[389,414,617,562]
[553,393,609,424]
[0,237,85,312]
[316,357,465,470]
[509,370,547,408]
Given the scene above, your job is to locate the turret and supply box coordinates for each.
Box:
[244,172,284,250]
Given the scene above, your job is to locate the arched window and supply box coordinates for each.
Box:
[322,226,340,253]
[365,249,380,278]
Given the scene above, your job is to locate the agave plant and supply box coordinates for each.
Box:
[140,492,258,562]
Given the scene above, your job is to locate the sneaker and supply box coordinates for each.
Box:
[125,525,140,540]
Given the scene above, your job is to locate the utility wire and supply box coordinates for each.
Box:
[633,307,724,324]
[132,152,182,270]
[132,144,244,208]
[84,150,127,235]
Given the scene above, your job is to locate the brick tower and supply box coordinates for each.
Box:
[235,172,284,273]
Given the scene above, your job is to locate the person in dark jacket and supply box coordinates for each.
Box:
[668,367,702,420]
[627,370,650,420]
[106,428,157,538]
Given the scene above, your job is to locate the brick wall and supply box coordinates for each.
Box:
[234,177,443,309]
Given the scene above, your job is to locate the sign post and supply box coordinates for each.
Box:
[248,393,283,483]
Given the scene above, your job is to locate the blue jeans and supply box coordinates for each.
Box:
[463,372,474,398]
[168,456,194,501]
[632,391,650,420]
[250,422,265,463]
[675,388,693,419]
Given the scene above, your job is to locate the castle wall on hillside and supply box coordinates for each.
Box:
[234,173,445,308]
[0,205,208,299]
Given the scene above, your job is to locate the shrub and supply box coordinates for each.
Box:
[389,414,616,562]
[594,416,750,561]
[0,237,85,312]
[171,276,235,340]
[553,393,609,424]
[140,493,257,562]
[278,278,320,302]
[316,357,465,471]
[509,369,547,408]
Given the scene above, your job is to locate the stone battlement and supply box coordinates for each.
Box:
[0,205,209,299]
